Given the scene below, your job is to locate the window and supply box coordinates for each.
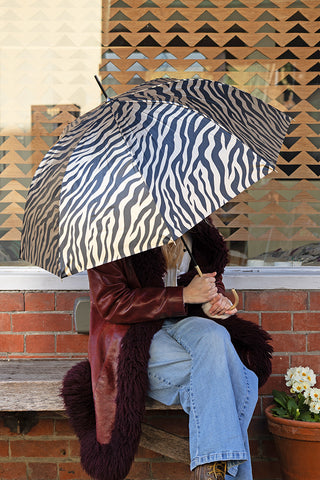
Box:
[1,0,319,269]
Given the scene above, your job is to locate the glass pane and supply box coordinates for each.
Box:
[101,0,320,267]
[0,0,101,264]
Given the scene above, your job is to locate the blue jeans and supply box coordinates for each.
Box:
[147,316,258,479]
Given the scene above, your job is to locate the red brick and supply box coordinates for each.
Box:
[26,334,55,354]
[291,354,320,374]
[0,440,9,457]
[55,419,75,436]
[245,291,307,312]
[249,438,260,457]
[248,416,269,439]
[0,334,24,353]
[135,446,163,459]
[26,418,54,436]
[260,438,279,459]
[253,400,262,417]
[0,462,27,479]
[0,293,24,312]
[261,396,276,414]
[56,293,89,312]
[59,462,91,480]
[294,312,320,331]
[261,312,291,331]
[310,291,320,310]
[308,333,320,352]
[0,313,10,331]
[28,462,57,480]
[25,293,55,312]
[10,440,69,458]
[252,459,282,480]
[271,355,290,374]
[56,334,88,353]
[127,461,151,480]
[12,313,72,332]
[151,461,190,480]
[239,312,260,325]
[258,375,287,396]
[271,332,306,353]
[0,417,14,436]
[69,440,80,457]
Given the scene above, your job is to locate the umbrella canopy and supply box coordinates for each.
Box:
[20,78,291,277]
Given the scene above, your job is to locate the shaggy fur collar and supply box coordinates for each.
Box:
[62,222,272,480]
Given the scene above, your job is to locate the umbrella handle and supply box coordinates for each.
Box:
[194,259,240,310]
[181,236,239,309]
[229,288,239,310]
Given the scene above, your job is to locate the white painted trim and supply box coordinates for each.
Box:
[0,265,319,290]
[223,267,320,290]
[0,267,89,291]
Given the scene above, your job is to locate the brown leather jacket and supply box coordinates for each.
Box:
[62,221,272,480]
[87,220,227,443]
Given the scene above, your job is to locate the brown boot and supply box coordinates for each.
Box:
[191,461,227,480]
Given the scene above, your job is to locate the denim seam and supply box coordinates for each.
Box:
[148,371,184,389]
[190,450,248,471]
[167,329,201,457]
[238,365,250,421]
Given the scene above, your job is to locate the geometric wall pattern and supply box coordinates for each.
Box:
[100,0,320,264]
[0,0,100,262]
[0,105,80,261]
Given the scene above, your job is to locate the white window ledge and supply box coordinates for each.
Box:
[0,265,319,290]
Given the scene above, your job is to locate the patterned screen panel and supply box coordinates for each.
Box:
[99,0,320,266]
[0,106,81,262]
[0,0,100,263]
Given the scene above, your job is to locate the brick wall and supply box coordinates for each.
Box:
[0,292,89,360]
[0,289,319,480]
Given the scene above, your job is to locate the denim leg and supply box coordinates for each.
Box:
[147,316,258,479]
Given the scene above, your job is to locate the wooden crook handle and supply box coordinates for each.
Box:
[229,288,239,310]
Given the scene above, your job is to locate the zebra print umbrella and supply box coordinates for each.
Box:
[21,78,291,277]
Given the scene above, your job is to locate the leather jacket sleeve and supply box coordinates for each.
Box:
[88,259,187,325]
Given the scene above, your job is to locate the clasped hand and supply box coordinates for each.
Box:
[183,272,237,317]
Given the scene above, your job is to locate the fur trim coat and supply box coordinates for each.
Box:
[62,221,273,480]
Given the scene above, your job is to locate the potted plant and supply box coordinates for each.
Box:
[265,366,320,480]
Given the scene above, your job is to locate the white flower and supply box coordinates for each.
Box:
[285,366,316,390]
[285,367,297,386]
[290,381,305,394]
[300,367,316,386]
[309,401,320,415]
[308,388,320,402]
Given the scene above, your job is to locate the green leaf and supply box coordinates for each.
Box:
[273,390,289,409]
[271,406,290,418]
[312,413,320,422]
[297,393,307,409]
[287,398,299,419]
[299,411,314,422]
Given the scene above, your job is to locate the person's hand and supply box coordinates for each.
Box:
[183,273,217,304]
[207,293,238,317]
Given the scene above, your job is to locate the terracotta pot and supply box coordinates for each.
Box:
[265,404,320,480]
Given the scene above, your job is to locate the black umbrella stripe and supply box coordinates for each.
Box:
[20,78,290,277]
